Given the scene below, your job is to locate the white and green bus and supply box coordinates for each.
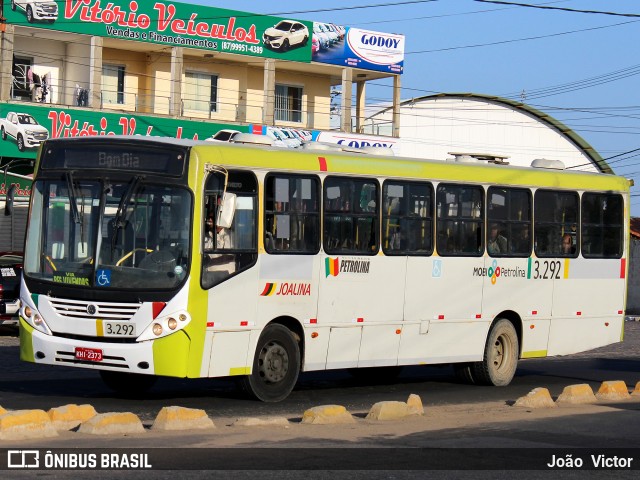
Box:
[17,136,630,401]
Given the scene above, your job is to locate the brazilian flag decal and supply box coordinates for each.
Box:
[260,283,277,296]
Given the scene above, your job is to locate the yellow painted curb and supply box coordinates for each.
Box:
[0,409,58,440]
[48,404,98,431]
[301,405,356,425]
[514,387,557,409]
[555,384,597,405]
[151,406,215,431]
[595,381,631,401]
[78,412,145,436]
[407,394,424,415]
[632,381,640,397]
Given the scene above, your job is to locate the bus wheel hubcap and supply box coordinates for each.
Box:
[259,342,288,383]
[492,336,507,370]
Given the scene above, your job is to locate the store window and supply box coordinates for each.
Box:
[102,65,125,105]
[184,72,218,112]
[275,84,303,123]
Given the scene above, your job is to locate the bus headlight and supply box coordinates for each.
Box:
[137,310,192,342]
[20,303,52,335]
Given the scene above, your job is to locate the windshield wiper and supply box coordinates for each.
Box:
[65,171,81,225]
[111,176,143,254]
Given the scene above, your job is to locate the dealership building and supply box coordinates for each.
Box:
[0,0,404,166]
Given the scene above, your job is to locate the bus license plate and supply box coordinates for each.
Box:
[103,321,136,337]
[75,347,103,362]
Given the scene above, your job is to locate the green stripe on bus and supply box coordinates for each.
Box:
[527,257,532,279]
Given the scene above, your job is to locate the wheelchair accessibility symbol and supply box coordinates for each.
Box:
[96,269,111,287]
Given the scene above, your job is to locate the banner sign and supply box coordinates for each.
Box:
[312,23,404,74]
[4,0,313,63]
[0,103,248,159]
[0,173,32,199]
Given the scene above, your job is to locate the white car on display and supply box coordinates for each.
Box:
[11,0,58,23]
[0,112,50,151]
[205,129,242,142]
[262,20,309,51]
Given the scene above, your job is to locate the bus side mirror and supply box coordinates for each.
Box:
[4,184,16,216]
[217,192,236,228]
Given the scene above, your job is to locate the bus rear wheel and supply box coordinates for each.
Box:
[240,324,300,402]
[99,370,157,396]
[472,318,519,386]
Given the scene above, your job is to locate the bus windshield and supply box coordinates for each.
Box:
[24,179,192,290]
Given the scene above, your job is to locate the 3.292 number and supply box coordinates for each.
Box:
[532,260,562,280]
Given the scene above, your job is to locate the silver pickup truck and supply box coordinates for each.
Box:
[0,112,49,151]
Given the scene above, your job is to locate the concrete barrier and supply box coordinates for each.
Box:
[595,381,631,401]
[0,409,58,440]
[48,404,98,431]
[407,394,424,415]
[233,417,290,427]
[633,381,640,397]
[555,384,598,404]
[0,406,6,416]
[151,406,215,431]
[366,401,410,420]
[514,387,557,408]
[301,405,356,425]
[78,412,145,435]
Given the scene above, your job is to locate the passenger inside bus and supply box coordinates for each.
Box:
[561,233,576,255]
[487,223,508,255]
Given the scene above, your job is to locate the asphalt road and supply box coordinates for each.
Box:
[1,323,638,478]
[1,323,638,420]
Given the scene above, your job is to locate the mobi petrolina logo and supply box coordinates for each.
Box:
[325,257,371,277]
[473,260,525,285]
[260,282,311,296]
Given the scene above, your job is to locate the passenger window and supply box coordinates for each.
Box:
[534,190,579,258]
[436,184,484,256]
[323,177,379,255]
[582,193,623,258]
[202,170,258,288]
[265,174,320,254]
[382,181,433,255]
[487,187,531,257]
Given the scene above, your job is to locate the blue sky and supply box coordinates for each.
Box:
[192,0,640,213]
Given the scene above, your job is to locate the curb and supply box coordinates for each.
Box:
[152,406,215,431]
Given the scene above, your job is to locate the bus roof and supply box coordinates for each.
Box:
[41,136,630,193]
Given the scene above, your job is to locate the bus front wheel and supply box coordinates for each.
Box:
[99,370,157,396]
[472,318,519,386]
[240,324,300,402]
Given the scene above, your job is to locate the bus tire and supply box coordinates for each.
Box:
[453,363,477,384]
[240,324,300,402]
[472,318,519,386]
[99,370,157,396]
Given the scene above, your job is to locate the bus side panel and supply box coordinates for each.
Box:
[326,326,362,369]
[548,258,626,356]
[358,324,403,367]
[204,268,259,377]
[482,256,552,357]
[207,331,251,377]
[318,255,405,368]
[547,317,624,356]
[256,255,323,371]
[399,257,486,364]
[552,259,625,318]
